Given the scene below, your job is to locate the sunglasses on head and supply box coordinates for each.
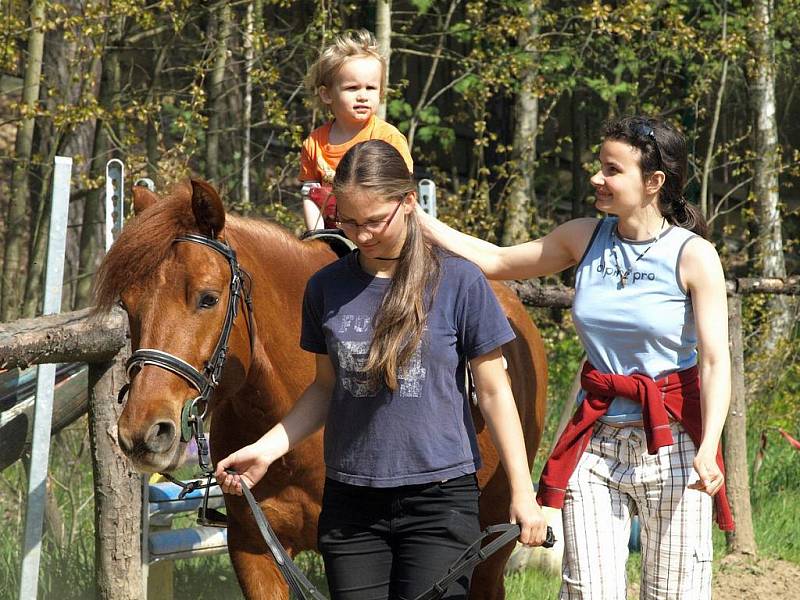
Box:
[631,122,664,171]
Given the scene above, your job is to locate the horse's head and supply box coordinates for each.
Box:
[95,179,254,472]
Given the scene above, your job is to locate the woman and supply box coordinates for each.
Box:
[419,116,733,599]
[216,139,547,599]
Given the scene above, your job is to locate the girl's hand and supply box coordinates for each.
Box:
[510,489,549,546]
[688,448,724,496]
[214,442,272,496]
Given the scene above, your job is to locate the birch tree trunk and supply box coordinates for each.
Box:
[501,0,539,246]
[205,1,232,184]
[375,0,392,120]
[2,0,46,321]
[242,0,254,209]
[746,0,796,396]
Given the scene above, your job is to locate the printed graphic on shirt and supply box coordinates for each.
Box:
[338,341,378,397]
[316,155,335,183]
[335,314,427,398]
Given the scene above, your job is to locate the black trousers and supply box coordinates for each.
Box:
[317,473,481,600]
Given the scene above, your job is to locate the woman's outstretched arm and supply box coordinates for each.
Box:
[418,208,598,280]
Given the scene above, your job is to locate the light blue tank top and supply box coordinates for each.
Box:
[572,217,699,423]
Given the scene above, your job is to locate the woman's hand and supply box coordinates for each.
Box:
[688,448,724,496]
[510,488,549,546]
[214,442,272,496]
[415,204,436,241]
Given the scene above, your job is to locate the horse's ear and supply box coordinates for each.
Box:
[132,185,158,214]
[190,179,226,238]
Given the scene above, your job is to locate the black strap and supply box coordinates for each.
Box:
[126,348,208,393]
[235,473,328,600]
[413,523,554,600]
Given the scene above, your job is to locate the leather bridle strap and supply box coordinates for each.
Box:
[235,473,327,600]
[413,523,555,600]
[118,234,255,425]
[126,348,207,393]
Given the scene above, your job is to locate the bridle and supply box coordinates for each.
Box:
[117,233,254,474]
[115,233,554,599]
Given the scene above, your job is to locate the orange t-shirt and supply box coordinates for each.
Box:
[299,116,413,184]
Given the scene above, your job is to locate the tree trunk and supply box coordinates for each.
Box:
[723,295,757,555]
[205,1,232,185]
[75,22,123,309]
[702,3,728,224]
[22,158,54,318]
[406,0,458,150]
[242,0,254,210]
[2,0,46,322]
[746,0,796,398]
[375,0,391,120]
[570,88,587,220]
[501,0,539,246]
[88,347,145,600]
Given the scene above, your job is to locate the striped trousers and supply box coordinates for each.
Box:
[560,421,712,600]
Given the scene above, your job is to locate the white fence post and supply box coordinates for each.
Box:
[18,156,72,600]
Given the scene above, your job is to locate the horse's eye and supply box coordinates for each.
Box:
[199,293,220,309]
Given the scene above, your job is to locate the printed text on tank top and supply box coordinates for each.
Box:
[605,217,668,289]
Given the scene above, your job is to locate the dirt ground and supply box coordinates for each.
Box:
[627,555,800,599]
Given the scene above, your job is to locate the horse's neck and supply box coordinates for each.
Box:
[228,220,334,427]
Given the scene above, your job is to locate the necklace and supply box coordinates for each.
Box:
[610,217,667,288]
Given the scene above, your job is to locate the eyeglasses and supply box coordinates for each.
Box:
[334,199,404,234]
[631,122,664,171]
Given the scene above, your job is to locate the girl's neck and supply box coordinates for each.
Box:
[616,212,667,241]
[358,252,398,278]
[329,116,373,144]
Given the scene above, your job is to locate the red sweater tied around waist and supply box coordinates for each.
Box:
[537,362,734,531]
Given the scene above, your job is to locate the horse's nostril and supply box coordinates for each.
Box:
[145,420,177,454]
[117,428,134,454]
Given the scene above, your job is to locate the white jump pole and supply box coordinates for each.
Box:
[105,159,124,251]
[418,178,437,218]
[18,156,72,600]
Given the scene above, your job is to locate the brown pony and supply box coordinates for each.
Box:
[94,179,547,600]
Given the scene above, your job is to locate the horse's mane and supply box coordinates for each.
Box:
[94,191,321,313]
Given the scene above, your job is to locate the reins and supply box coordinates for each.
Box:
[119,232,554,599]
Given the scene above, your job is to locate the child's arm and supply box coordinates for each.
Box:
[300,136,325,230]
[302,183,324,231]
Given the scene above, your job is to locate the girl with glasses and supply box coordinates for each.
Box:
[418,115,733,599]
[217,139,548,598]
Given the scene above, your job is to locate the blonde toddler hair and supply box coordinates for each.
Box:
[305,29,387,112]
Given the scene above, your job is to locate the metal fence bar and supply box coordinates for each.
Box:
[105,159,124,251]
[19,156,72,600]
[418,179,437,218]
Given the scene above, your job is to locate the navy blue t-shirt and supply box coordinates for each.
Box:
[300,251,516,487]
